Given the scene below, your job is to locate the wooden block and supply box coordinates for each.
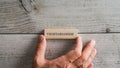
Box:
[44,29,79,39]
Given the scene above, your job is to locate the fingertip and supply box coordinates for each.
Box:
[40,35,46,41]
[76,36,82,44]
[38,35,46,49]
[77,35,82,39]
[77,34,79,37]
[89,40,96,47]
[90,40,96,45]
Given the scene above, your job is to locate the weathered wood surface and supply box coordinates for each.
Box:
[0,34,120,68]
[0,0,120,33]
[0,0,120,68]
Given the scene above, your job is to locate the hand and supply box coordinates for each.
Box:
[33,35,97,68]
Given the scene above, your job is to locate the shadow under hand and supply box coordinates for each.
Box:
[15,35,76,68]
[46,39,75,60]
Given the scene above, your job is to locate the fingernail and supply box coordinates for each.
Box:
[91,40,95,44]
[40,35,45,41]
[90,40,96,46]
[77,36,82,40]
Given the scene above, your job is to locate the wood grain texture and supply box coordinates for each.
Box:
[0,0,35,33]
[0,0,120,68]
[0,34,120,68]
[0,0,120,33]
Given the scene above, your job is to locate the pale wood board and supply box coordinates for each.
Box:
[0,0,120,33]
[44,29,78,39]
[0,34,120,68]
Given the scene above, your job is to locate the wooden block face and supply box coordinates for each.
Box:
[44,29,79,39]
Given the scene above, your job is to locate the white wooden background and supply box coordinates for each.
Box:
[0,0,120,68]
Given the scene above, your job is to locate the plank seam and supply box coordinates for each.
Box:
[0,32,120,35]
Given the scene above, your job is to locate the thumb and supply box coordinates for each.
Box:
[36,35,47,59]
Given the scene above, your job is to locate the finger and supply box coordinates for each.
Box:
[64,36,83,63]
[81,40,96,62]
[73,40,96,66]
[83,48,97,68]
[87,63,93,68]
[64,50,80,63]
[36,35,46,58]
[74,36,83,55]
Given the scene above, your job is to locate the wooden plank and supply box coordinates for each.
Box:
[0,0,120,33]
[0,34,120,68]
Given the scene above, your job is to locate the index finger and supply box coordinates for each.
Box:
[64,36,83,63]
[74,36,83,55]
